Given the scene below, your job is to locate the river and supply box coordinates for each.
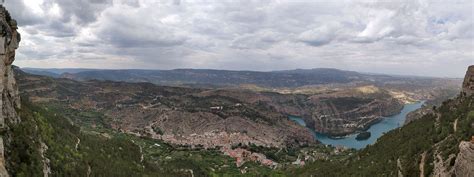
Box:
[289,101,424,149]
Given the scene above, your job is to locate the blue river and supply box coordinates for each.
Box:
[289,101,424,149]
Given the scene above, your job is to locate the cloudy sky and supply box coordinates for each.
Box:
[4,0,474,77]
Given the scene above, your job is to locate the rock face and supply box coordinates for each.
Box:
[463,65,474,96]
[453,141,474,177]
[405,106,433,125]
[0,5,21,177]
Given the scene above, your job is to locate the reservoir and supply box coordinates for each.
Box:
[289,101,424,149]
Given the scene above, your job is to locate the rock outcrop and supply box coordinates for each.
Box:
[462,65,474,96]
[453,141,474,177]
[405,106,433,125]
[0,5,21,177]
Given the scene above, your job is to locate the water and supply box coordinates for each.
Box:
[289,101,424,149]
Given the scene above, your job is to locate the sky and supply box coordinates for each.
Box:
[4,0,474,78]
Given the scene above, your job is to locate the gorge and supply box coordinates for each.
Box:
[289,101,424,149]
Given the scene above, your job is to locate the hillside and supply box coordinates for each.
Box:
[289,66,474,176]
[16,68,316,148]
[16,67,408,139]
[23,68,462,92]
[7,68,473,177]
[6,100,293,176]
[290,94,474,176]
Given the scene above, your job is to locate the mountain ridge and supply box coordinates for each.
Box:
[22,67,464,79]
[22,67,463,93]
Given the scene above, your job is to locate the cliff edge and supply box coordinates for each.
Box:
[462,65,474,96]
[0,5,21,177]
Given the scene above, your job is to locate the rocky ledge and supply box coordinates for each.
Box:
[462,65,474,96]
[453,141,474,177]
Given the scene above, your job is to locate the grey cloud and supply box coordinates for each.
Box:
[297,24,341,47]
[91,6,188,48]
[41,21,78,37]
[6,0,474,77]
[4,0,43,26]
[230,30,285,49]
[52,0,111,24]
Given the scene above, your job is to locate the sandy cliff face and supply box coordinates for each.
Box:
[462,65,474,96]
[0,5,21,177]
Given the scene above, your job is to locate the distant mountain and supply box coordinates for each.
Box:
[22,68,100,75]
[21,68,462,90]
[21,68,104,78]
[61,68,361,88]
[22,67,463,108]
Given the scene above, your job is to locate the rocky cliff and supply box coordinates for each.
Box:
[0,5,21,177]
[462,65,474,96]
[453,141,474,177]
[308,97,403,136]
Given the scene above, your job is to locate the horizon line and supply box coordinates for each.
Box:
[19,66,464,79]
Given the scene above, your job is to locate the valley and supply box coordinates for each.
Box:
[8,65,473,176]
[13,66,465,173]
[22,67,461,138]
[0,1,472,176]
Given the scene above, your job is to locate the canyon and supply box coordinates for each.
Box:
[21,67,461,139]
[16,67,425,149]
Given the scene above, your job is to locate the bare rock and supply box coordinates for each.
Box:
[462,65,474,96]
[0,5,21,177]
[454,141,474,177]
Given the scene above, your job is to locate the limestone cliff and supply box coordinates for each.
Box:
[0,5,21,177]
[453,141,474,177]
[462,65,474,96]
